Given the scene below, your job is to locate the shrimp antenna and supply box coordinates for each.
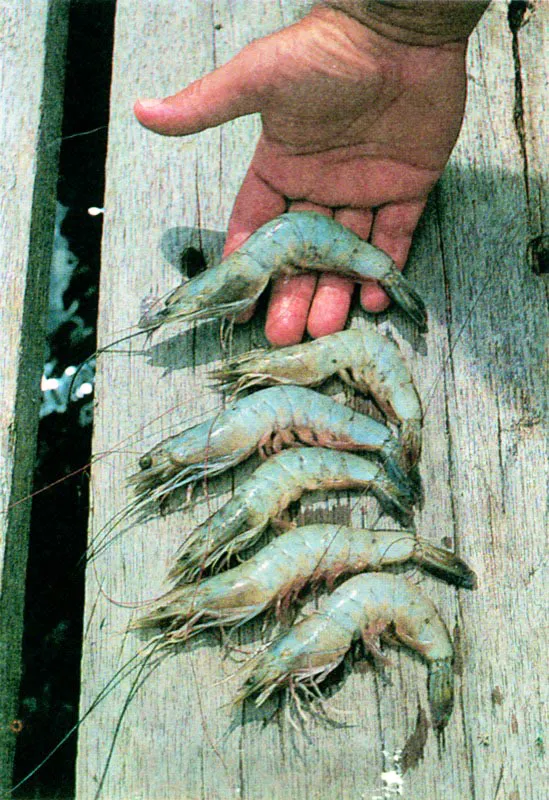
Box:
[91,637,167,799]
[67,327,147,402]
[422,269,495,420]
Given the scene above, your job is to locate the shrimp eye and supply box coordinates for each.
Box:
[139,454,153,470]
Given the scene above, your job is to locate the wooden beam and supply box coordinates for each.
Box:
[0,0,68,793]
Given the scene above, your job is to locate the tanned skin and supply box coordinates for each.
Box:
[135,2,489,345]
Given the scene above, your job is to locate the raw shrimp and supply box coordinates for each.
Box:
[134,526,476,639]
[138,212,427,332]
[168,448,415,584]
[213,327,423,468]
[238,573,454,731]
[131,386,414,505]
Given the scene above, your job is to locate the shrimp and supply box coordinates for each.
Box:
[237,573,455,731]
[134,526,476,639]
[168,448,415,584]
[213,327,422,469]
[130,386,415,506]
[138,212,427,332]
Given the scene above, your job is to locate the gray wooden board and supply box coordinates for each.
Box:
[0,1,68,793]
[76,2,547,798]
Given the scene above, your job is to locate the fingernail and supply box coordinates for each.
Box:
[138,98,163,109]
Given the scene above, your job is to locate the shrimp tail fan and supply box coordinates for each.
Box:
[371,476,414,525]
[380,440,421,503]
[413,537,478,590]
[400,419,423,471]
[428,658,454,731]
[381,270,427,331]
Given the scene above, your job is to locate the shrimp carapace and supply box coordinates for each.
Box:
[138,212,427,332]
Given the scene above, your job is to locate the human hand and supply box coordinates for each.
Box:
[135,4,476,345]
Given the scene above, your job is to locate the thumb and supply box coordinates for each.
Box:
[134,42,271,136]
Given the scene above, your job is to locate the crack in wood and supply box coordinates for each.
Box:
[507,2,533,225]
[435,206,480,796]
[493,376,507,516]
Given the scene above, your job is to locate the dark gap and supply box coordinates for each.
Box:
[13,2,116,798]
[507,0,530,34]
[507,0,531,209]
[528,235,549,275]
[180,246,208,279]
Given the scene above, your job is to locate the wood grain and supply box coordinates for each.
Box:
[76,2,547,798]
[0,0,68,793]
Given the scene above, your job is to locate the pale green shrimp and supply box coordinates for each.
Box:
[131,386,415,506]
[213,328,422,469]
[168,448,416,584]
[133,526,476,640]
[138,212,427,332]
[238,573,455,731]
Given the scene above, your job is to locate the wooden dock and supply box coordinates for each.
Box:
[2,1,547,798]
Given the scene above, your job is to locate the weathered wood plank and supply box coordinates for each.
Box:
[77,2,547,798]
[0,0,68,793]
[429,4,548,797]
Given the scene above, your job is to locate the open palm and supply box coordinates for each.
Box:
[135,6,468,344]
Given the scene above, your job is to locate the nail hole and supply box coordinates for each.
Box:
[508,0,531,33]
[528,236,549,275]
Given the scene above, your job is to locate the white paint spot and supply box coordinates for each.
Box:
[87,206,104,216]
[380,770,403,795]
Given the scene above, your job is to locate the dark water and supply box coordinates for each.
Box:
[13,3,115,797]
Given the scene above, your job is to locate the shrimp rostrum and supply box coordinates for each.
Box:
[138,212,427,332]
[214,327,423,468]
[134,525,476,640]
[237,573,455,731]
[131,386,415,506]
[168,448,416,584]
